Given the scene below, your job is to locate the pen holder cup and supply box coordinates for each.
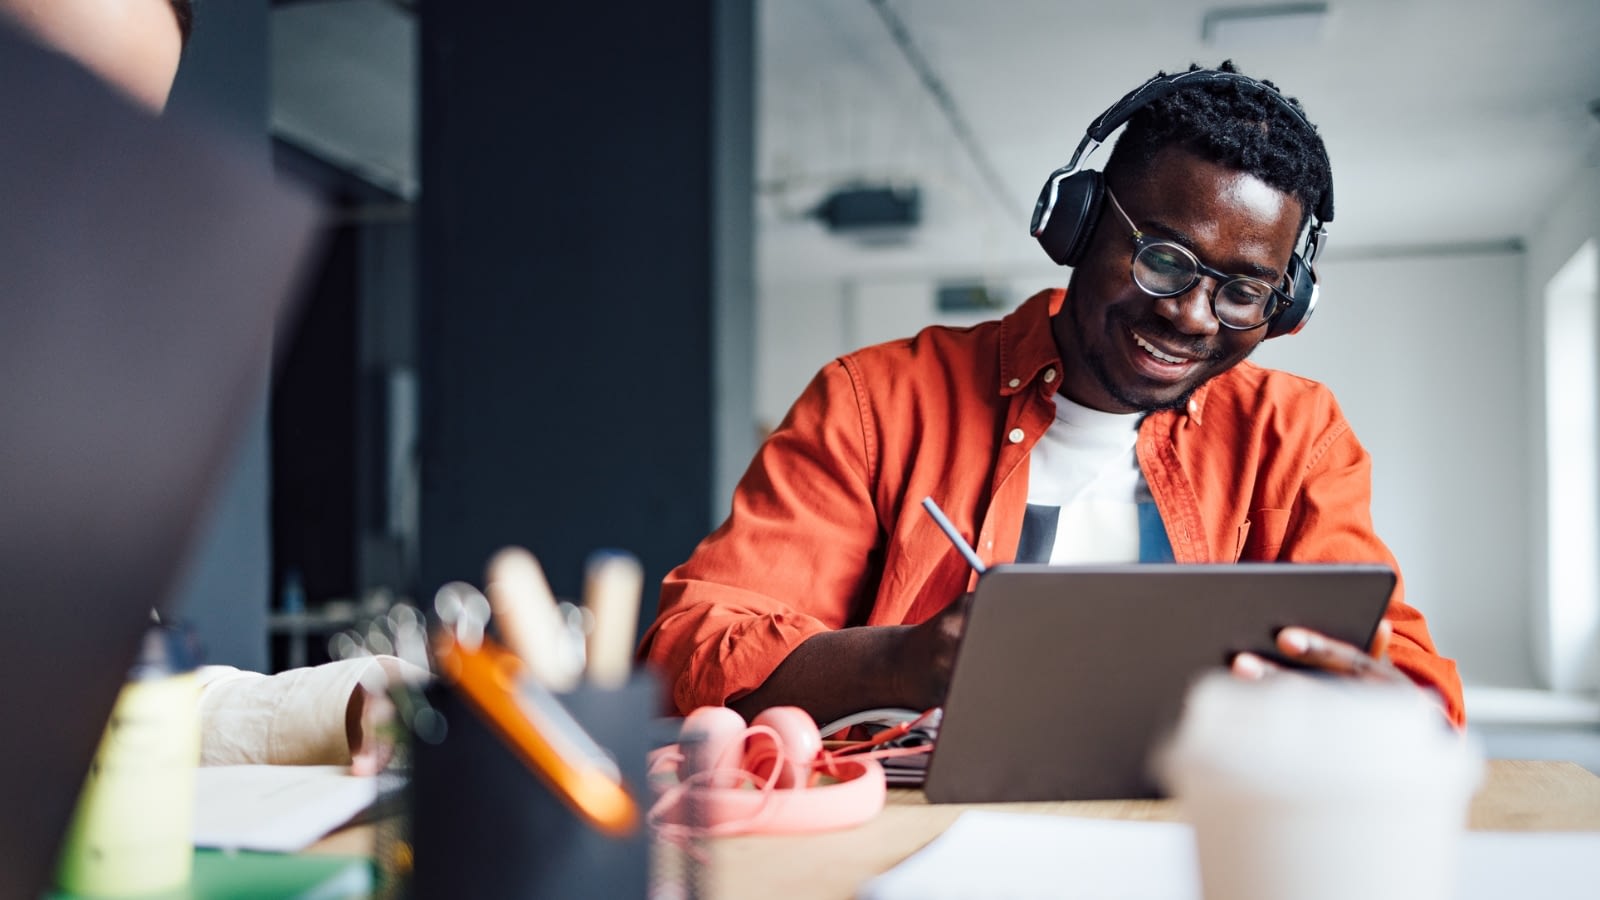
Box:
[407,673,659,900]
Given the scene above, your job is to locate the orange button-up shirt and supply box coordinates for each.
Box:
[640,289,1465,725]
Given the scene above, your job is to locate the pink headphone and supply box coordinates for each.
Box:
[647,706,904,837]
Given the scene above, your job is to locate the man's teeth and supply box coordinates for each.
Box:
[1134,334,1188,364]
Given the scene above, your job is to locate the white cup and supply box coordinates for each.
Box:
[1158,672,1483,900]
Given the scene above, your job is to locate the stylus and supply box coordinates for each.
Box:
[921,497,987,574]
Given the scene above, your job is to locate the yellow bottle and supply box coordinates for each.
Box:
[55,623,201,897]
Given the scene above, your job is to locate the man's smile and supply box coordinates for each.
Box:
[1132,330,1198,365]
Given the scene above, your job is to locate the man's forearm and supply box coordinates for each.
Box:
[727,625,915,725]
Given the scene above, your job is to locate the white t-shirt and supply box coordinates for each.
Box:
[1018,396,1171,564]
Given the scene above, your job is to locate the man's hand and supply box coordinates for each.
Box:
[729,592,975,724]
[345,656,409,776]
[1231,619,1411,685]
[891,592,974,711]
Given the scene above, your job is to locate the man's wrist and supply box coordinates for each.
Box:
[876,624,921,709]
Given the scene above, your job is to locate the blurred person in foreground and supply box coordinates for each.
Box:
[0,0,407,772]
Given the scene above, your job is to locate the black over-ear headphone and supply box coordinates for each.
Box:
[1029,69,1335,339]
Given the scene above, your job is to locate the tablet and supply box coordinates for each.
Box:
[921,563,1395,802]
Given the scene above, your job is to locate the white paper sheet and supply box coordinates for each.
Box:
[858,812,1201,900]
[193,765,377,853]
[1457,831,1600,898]
[857,811,1600,900]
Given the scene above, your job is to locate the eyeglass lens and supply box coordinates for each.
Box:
[1132,242,1278,328]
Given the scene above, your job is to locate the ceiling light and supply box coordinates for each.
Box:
[1202,3,1330,47]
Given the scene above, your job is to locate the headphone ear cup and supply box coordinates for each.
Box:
[1034,169,1105,268]
[652,706,886,836]
[746,707,822,790]
[1267,251,1320,338]
[678,706,748,780]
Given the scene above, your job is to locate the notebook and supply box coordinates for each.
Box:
[0,22,319,899]
[50,852,372,900]
[920,563,1395,802]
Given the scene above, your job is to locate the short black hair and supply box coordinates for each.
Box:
[1103,60,1331,231]
[170,0,193,48]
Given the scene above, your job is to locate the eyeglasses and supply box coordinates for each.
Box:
[1104,188,1293,331]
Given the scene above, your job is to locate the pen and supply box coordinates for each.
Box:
[921,497,987,575]
[582,550,644,689]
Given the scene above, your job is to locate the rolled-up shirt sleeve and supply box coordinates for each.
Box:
[640,360,884,714]
[196,657,380,766]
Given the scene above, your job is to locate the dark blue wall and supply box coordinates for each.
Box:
[166,0,271,671]
[418,1,752,619]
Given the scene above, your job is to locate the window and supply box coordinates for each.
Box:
[1543,239,1599,692]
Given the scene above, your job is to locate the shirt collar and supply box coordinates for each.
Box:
[997,289,1066,398]
[997,287,1210,424]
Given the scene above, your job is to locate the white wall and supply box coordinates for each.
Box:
[165,0,272,671]
[757,249,1537,689]
[756,271,1057,430]
[1253,251,1531,688]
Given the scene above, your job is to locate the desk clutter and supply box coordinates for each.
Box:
[48,542,1599,900]
[54,544,670,899]
[386,545,942,896]
[378,545,661,898]
[375,545,944,896]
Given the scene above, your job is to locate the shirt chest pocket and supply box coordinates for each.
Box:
[1234,508,1290,561]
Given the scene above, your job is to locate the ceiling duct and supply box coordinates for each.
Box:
[1201,3,1330,46]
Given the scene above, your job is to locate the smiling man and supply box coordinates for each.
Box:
[640,62,1464,728]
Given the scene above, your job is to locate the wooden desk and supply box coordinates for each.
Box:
[309,760,1599,898]
[705,760,1600,900]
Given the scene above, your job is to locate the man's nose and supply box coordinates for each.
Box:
[1154,279,1222,336]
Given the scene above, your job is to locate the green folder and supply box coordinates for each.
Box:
[50,850,373,900]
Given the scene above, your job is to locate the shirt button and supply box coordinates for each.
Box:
[1008,377,1021,389]
[1008,428,1025,444]
[1043,368,1056,383]
[1186,398,1199,417]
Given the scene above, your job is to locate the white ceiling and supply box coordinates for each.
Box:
[267,1,1600,285]
[758,0,1600,284]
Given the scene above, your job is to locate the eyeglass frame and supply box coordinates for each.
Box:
[1103,187,1295,332]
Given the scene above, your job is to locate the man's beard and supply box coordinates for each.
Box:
[1073,301,1235,414]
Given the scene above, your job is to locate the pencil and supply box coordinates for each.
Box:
[583,550,644,689]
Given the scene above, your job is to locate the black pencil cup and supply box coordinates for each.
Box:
[405,673,659,899]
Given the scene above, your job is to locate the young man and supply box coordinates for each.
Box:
[641,63,1465,727]
[1,0,408,770]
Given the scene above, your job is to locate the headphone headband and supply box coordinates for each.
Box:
[1083,69,1334,223]
[1030,66,1333,339]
